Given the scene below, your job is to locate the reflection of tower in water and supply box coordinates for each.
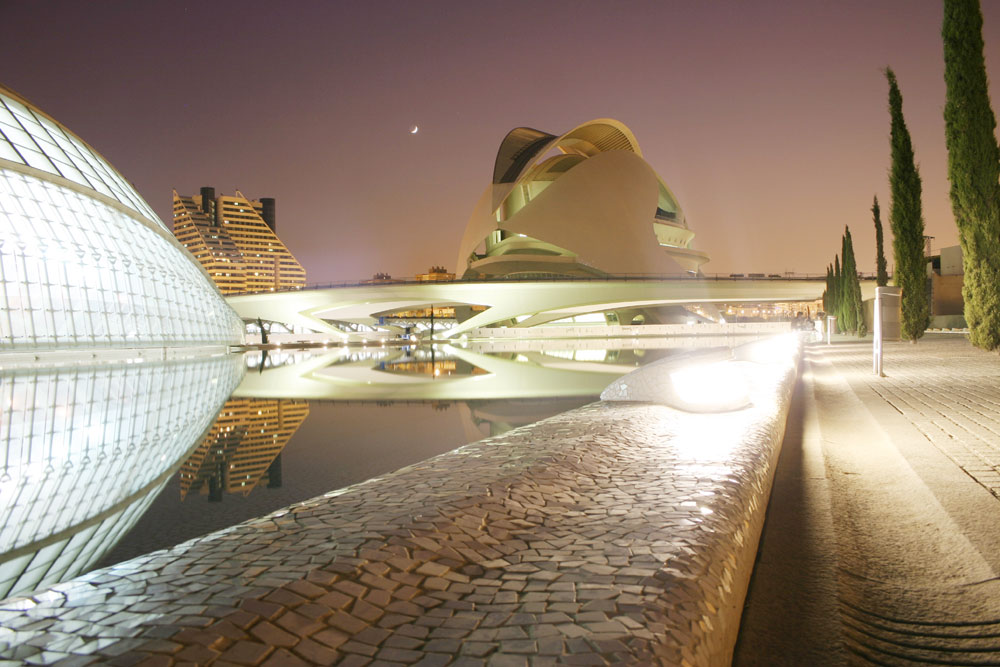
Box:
[179,399,309,500]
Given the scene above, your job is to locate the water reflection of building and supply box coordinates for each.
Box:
[0,355,244,599]
[378,358,489,378]
[458,397,593,441]
[172,187,306,295]
[234,340,751,402]
[179,399,309,500]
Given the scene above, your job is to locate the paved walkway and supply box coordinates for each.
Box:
[736,335,1000,665]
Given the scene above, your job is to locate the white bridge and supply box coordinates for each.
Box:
[227,277,866,340]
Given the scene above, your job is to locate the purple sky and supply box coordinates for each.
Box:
[4,1,999,282]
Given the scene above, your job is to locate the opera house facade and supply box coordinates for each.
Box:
[457,119,709,279]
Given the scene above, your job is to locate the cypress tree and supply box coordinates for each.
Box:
[872,195,889,287]
[834,255,843,332]
[886,68,929,341]
[943,0,1000,349]
[844,226,867,336]
[840,231,858,332]
[823,264,833,314]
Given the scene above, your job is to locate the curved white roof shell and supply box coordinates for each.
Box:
[0,84,244,349]
[457,119,708,278]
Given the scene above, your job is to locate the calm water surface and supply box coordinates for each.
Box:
[0,336,756,598]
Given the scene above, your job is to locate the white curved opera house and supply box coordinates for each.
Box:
[0,84,244,350]
[456,119,710,279]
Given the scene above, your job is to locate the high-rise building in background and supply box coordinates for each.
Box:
[172,187,306,294]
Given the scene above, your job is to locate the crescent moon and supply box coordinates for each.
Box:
[410,125,419,134]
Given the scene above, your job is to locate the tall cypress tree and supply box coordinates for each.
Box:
[872,195,889,287]
[823,264,833,314]
[943,0,1000,349]
[840,231,858,332]
[844,226,867,336]
[834,255,843,332]
[886,68,929,341]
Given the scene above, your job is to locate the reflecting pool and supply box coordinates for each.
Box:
[0,335,768,599]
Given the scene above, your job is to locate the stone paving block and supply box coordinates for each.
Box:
[487,654,529,667]
[311,628,349,650]
[261,647,309,666]
[334,580,369,599]
[315,589,353,610]
[394,624,429,640]
[382,634,423,650]
[239,599,281,621]
[284,579,326,600]
[174,643,220,663]
[412,654,452,667]
[340,640,378,657]
[248,621,296,648]
[218,639,273,665]
[329,611,370,635]
[375,645,424,663]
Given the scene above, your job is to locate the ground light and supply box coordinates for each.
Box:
[668,361,751,412]
[601,333,800,413]
[734,333,800,366]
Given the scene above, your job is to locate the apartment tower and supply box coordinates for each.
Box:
[172,187,306,294]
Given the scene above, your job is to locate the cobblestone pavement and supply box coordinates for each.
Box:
[820,334,1000,498]
[0,357,797,666]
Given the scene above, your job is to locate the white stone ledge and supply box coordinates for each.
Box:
[0,339,802,665]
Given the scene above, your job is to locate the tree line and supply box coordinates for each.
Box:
[823,0,999,348]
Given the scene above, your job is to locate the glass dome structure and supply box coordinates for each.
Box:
[0,84,244,349]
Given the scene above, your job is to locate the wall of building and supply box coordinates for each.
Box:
[941,245,964,276]
[932,274,964,316]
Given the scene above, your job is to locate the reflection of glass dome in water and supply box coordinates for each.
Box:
[0,355,244,599]
[0,84,244,349]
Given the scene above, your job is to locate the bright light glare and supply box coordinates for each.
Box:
[669,361,751,412]
[739,334,799,365]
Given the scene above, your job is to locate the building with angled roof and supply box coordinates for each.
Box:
[456,119,709,279]
[0,84,244,349]
[172,187,306,295]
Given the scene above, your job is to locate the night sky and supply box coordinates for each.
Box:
[4,1,999,283]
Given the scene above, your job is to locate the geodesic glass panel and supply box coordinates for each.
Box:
[0,92,160,227]
[0,170,244,348]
